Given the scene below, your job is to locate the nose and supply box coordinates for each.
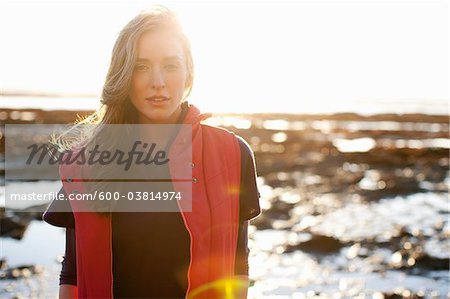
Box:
[151,67,165,89]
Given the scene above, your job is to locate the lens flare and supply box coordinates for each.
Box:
[188,277,248,299]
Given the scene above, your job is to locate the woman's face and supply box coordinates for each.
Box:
[130,29,190,124]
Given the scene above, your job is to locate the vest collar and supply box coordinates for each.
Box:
[181,101,212,125]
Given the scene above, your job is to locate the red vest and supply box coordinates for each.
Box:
[59,104,243,298]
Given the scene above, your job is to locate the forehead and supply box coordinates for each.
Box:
[136,29,185,61]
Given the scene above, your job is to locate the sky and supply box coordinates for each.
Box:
[0,0,448,113]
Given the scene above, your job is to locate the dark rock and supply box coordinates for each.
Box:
[415,253,449,270]
[0,216,28,240]
[0,264,44,280]
[285,234,345,254]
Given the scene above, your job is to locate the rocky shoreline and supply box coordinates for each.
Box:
[1,108,449,298]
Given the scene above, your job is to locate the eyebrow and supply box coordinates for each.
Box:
[136,56,183,62]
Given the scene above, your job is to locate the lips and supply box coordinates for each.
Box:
[146,96,170,102]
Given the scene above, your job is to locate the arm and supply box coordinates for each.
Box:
[234,220,250,298]
[59,227,78,298]
[43,188,79,298]
[234,136,262,298]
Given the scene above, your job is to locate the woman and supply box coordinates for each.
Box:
[43,5,260,299]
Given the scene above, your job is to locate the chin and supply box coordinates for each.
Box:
[142,112,169,123]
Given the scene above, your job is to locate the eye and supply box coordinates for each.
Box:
[165,63,179,71]
[135,64,150,72]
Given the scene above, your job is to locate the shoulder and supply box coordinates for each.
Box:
[42,188,75,228]
[201,123,236,137]
[200,124,239,147]
[202,125,254,158]
[201,124,254,158]
[235,135,254,160]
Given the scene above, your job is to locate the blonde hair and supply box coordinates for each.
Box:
[99,5,194,124]
[52,5,194,150]
[49,6,195,214]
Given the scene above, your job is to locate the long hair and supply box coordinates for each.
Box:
[52,5,194,144]
[50,5,194,214]
[99,4,194,125]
